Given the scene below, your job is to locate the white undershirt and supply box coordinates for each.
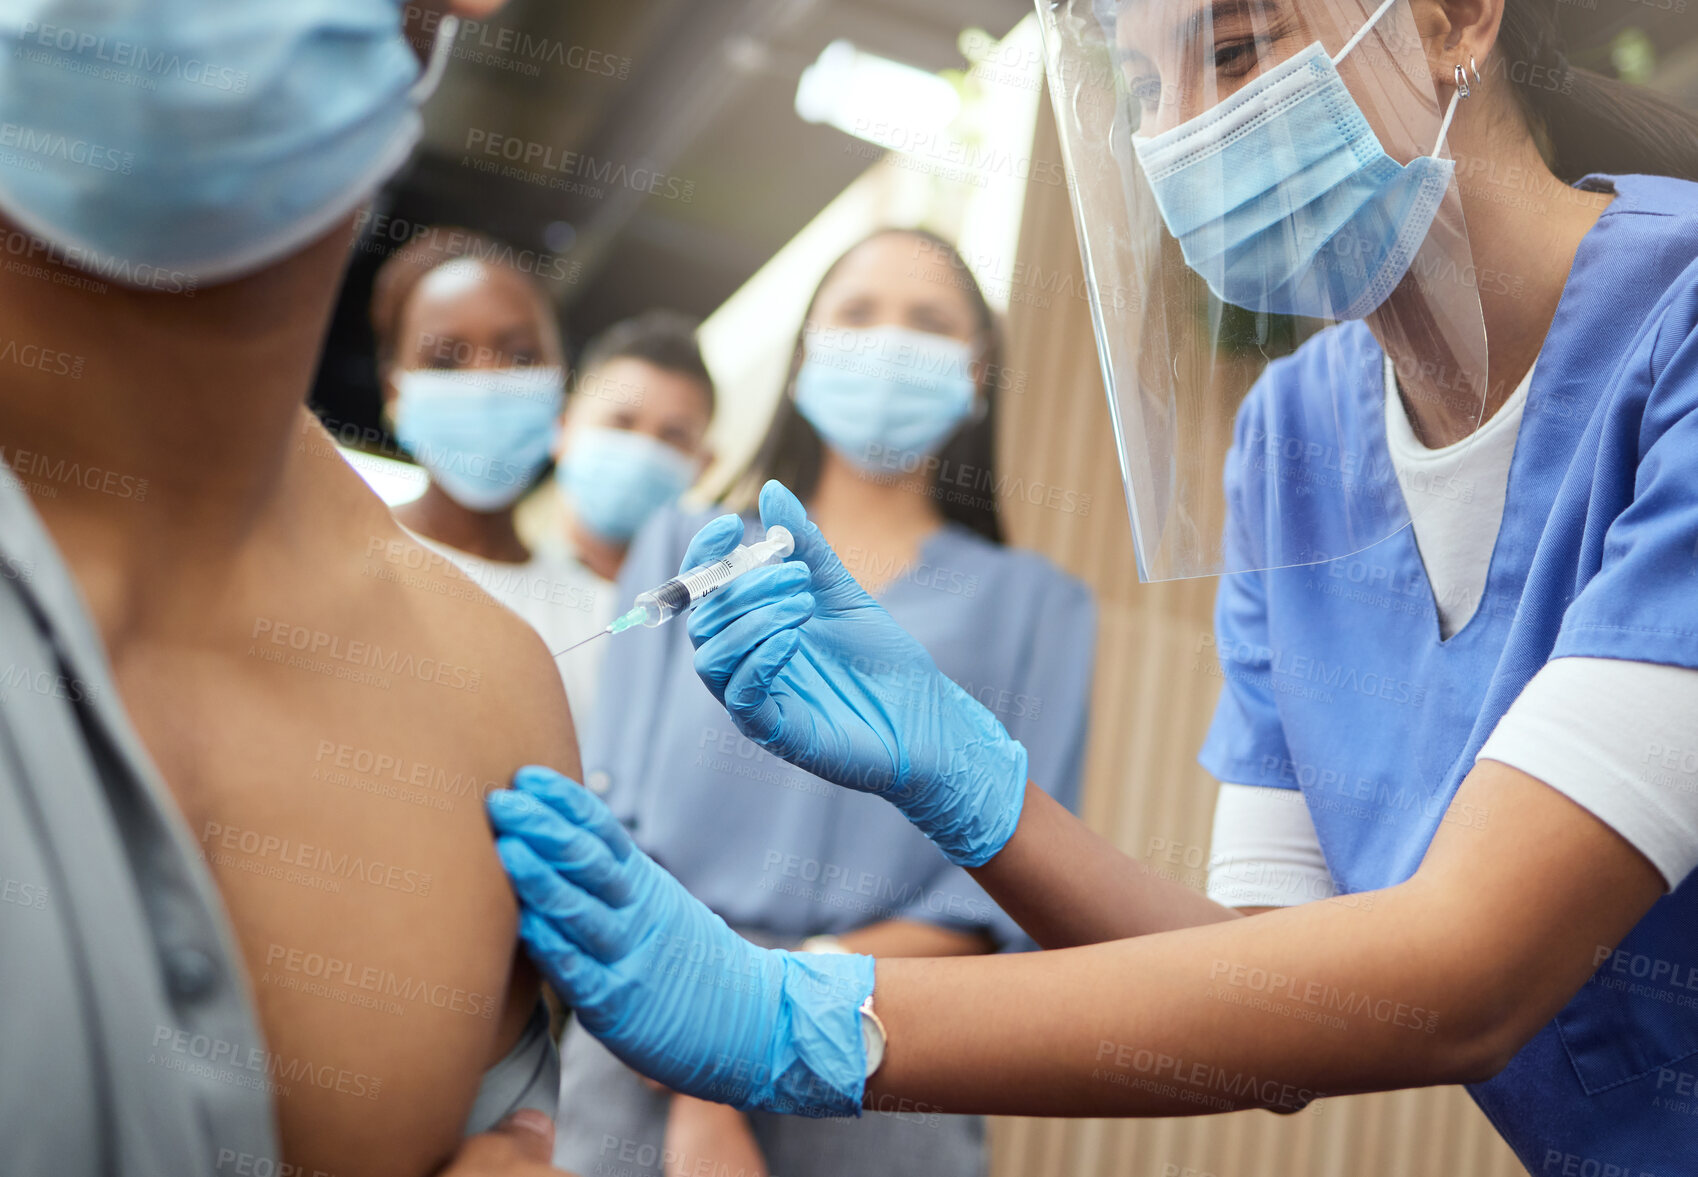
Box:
[1206,356,1698,902]
[1384,354,1531,640]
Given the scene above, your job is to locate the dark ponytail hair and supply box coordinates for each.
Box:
[1496,0,1698,181]
[731,227,1007,545]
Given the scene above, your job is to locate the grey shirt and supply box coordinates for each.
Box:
[0,470,555,1176]
[0,469,278,1174]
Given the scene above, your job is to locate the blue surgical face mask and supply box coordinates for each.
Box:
[0,2,450,288]
[555,426,698,544]
[1131,0,1456,320]
[393,367,565,513]
[794,325,978,472]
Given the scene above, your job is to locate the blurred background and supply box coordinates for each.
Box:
[313,0,1039,489]
[314,2,1698,1173]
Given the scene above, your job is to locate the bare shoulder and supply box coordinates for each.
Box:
[303,418,581,776]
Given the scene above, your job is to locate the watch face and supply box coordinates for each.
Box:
[860,1006,886,1076]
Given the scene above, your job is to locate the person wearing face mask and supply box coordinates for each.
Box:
[376,249,615,718]
[0,2,583,1174]
[543,311,717,584]
[544,229,1096,1177]
[489,0,1698,1172]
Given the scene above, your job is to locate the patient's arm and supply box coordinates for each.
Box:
[79,417,577,1176]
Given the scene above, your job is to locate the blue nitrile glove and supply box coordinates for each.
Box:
[487,765,874,1117]
[684,480,1029,868]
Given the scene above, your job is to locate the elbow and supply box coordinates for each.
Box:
[1432,991,1543,1086]
[1442,1026,1520,1086]
[1398,899,1546,1086]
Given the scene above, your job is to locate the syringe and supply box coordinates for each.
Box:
[554,525,795,656]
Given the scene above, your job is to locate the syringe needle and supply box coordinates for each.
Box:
[553,629,610,658]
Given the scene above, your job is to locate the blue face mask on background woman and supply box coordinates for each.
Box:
[394,367,565,512]
[0,0,447,286]
[554,426,698,543]
[1132,0,1455,319]
[794,325,979,472]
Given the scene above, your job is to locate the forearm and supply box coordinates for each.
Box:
[865,882,1495,1117]
[872,764,1665,1117]
[834,919,993,957]
[663,1096,768,1177]
[967,785,1240,948]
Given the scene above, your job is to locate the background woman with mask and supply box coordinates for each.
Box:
[379,248,614,715]
[547,228,1096,1177]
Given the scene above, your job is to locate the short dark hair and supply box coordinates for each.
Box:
[575,310,716,417]
[370,227,555,367]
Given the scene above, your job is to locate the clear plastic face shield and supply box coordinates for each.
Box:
[1035,0,1489,579]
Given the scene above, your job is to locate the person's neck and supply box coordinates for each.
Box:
[395,485,530,564]
[566,517,627,583]
[1377,136,1609,447]
[806,455,945,589]
[0,219,358,560]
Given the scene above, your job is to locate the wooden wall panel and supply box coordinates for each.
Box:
[983,86,1525,1177]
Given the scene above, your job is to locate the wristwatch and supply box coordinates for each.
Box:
[859,993,886,1078]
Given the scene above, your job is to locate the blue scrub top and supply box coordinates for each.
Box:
[586,505,1096,948]
[1201,174,1698,1172]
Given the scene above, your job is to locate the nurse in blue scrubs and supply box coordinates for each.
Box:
[490,0,1698,1171]
[548,228,1095,1177]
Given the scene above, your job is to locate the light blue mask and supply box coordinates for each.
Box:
[1132,0,1456,320]
[394,367,565,513]
[555,426,698,543]
[794,326,978,472]
[0,1,449,288]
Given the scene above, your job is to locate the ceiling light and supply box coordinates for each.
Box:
[794,40,960,153]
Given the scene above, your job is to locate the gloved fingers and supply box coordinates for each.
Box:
[756,480,809,535]
[518,910,616,1013]
[687,561,811,645]
[717,630,801,746]
[720,629,802,729]
[690,586,813,682]
[499,837,636,963]
[510,765,635,861]
[486,790,634,905]
[692,600,811,697]
[679,513,745,576]
[759,480,864,606]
